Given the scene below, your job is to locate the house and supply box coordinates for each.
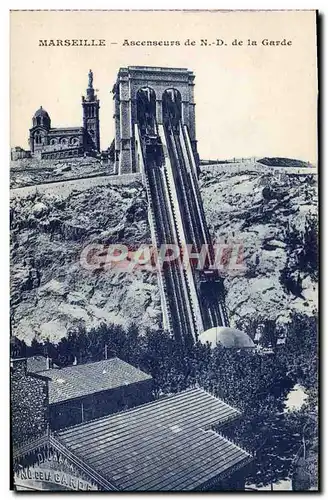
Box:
[12,356,153,432]
[12,387,252,491]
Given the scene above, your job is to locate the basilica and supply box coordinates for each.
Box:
[28,70,100,160]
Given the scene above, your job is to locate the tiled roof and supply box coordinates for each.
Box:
[57,388,251,491]
[37,358,152,405]
[49,127,84,132]
[27,355,49,373]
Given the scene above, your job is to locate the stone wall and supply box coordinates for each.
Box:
[114,66,197,174]
[11,359,49,446]
[40,146,85,160]
[11,148,32,161]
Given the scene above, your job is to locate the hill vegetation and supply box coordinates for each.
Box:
[258,157,314,168]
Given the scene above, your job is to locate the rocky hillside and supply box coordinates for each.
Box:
[200,166,318,327]
[10,180,161,342]
[10,156,111,188]
[10,164,318,343]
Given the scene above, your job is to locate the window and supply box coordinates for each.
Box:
[34,132,42,145]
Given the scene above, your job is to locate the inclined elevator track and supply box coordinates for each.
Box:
[139,118,229,344]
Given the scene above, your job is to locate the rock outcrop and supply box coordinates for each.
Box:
[11,181,161,342]
[200,167,318,327]
[10,163,318,343]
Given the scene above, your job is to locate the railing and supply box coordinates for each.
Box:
[159,124,203,341]
[135,124,172,332]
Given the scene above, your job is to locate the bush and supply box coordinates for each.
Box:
[280,214,318,296]
[10,309,318,489]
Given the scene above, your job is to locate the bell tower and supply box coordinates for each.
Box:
[82,69,100,153]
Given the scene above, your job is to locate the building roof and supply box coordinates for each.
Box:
[128,65,189,72]
[37,358,152,405]
[57,388,251,491]
[27,355,49,373]
[49,127,84,133]
[33,106,50,119]
[199,327,255,349]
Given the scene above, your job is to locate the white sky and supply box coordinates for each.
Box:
[10,10,318,163]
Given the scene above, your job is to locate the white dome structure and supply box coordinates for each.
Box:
[198,326,255,349]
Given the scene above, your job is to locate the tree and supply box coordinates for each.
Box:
[27,337,43,356]
[235,314,263,341]
[10,336,27,359]
[281,312,318,394]
[280,214,318,296]
[18,309,317,489]
[299,214,318,282]
[260,319,283,349]
[286,409,318,491]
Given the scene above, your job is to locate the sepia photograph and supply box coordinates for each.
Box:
[9,9,318,492]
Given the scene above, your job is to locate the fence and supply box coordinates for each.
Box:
[200,163,318,176]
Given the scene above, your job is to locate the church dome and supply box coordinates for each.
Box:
[198,326,255,349]
[32,106,51,129]
[33,106,50,119]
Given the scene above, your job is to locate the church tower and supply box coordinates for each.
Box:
[82,70,100,153]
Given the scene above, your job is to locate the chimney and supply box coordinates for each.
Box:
[45,356,52,370]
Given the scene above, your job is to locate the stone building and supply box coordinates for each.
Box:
[37,357,153,430]
[12,385,253,491]
[13,356,153,432]
[10,358,49,447]
[10,146,31,161]
[112,66,198,174]
[28,70,100,160]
